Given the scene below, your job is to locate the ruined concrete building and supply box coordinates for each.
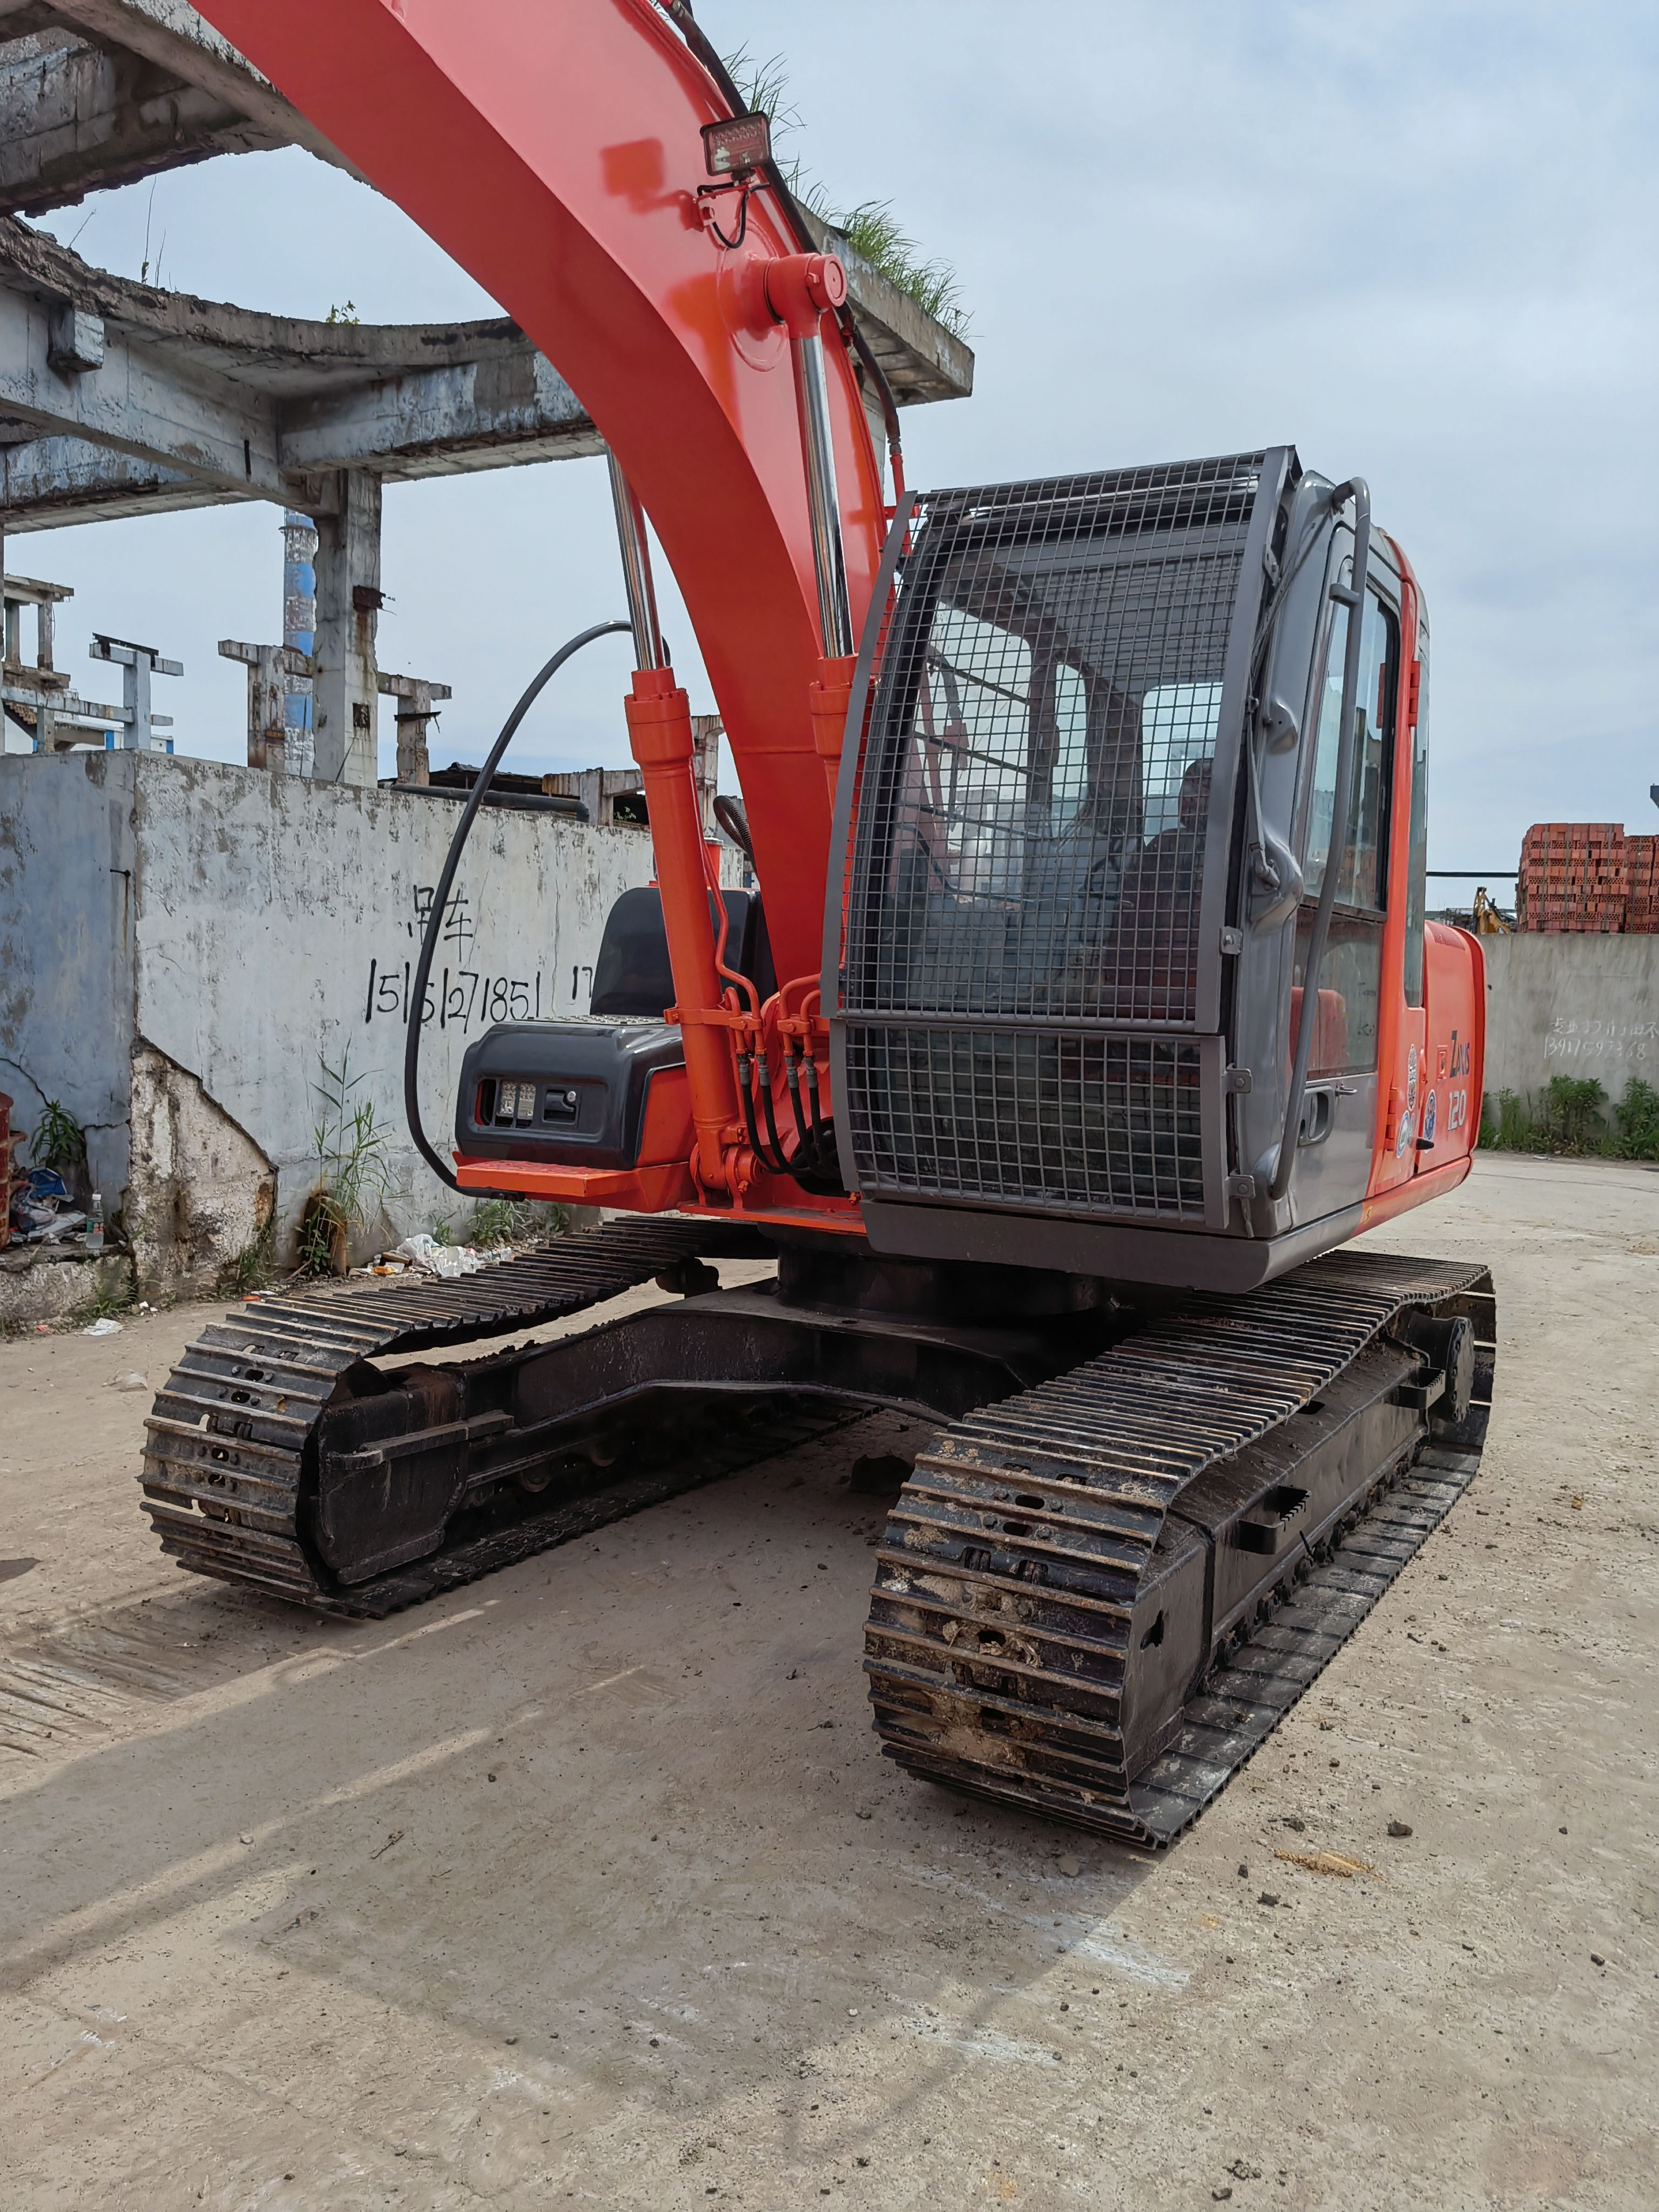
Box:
[0,1,973,1296]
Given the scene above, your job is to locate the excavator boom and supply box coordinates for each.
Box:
[194,0,886,1000]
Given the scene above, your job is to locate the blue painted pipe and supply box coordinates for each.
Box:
[282,509,316,769]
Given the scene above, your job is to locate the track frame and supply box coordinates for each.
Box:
[863,1252,1496,1846]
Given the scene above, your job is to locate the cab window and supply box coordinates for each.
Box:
[1294,575,1399,1076]
[1303,585,1397,912]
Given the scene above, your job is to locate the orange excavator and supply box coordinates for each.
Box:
[140,0,1494,1846]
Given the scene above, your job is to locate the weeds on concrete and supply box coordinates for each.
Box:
[722,47,967,334]
[220,1218,279,1297]
[416,1199,569,1250]
[468,1197,569,1246]
[65,1260,137,1329]
[298,1049,395,1274]
[1481,1075,1659,1162]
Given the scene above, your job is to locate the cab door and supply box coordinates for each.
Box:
[1286,541,1410,1222]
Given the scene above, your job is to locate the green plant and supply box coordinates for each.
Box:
[68,1261,134,1327]
[220,1218,278,1296]
[1479,1089,1536,1150]
[296,1191,343,1277]
[325,299,360,325]
[427,1212,455,1245]
[724,48,798,134]
[1535,1076,1609,1154]
[1481,1079,1605,1154]
[298,1048,395,1274]
[1479,1073,1659,1163]
[31,1098,86,1177]
[722,48,968,335]
[1609,1076,1659,1162]
[467,1197,525,1246]
[832,198,966,332]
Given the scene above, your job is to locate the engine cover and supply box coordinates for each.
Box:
[455,1020,685,1171]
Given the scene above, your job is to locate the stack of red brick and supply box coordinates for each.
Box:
[1631,833,1659,933]
[1518,824,1659,932]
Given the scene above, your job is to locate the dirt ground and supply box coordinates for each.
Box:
[1,1152,1655,2211]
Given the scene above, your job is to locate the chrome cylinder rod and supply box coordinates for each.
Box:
[606,452,667,671]
[793,331,855,660]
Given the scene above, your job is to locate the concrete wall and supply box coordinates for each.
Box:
[1481,932,1659,1107]
[0,752,660,1291]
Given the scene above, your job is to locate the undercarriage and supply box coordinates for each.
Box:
[140,1223,1494,1845]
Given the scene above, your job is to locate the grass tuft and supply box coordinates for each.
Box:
[723,48,968,336]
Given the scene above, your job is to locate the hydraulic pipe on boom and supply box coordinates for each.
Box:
[764,249,862,805]
[767,255,855,663]
[607,453,667,675]
[605,452,741,1193]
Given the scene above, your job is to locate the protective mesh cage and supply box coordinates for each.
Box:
[839,454,1266,1222]
[844,1028,1206,1218]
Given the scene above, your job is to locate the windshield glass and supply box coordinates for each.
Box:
[850,499,1248,1026]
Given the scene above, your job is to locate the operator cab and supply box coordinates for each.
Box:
[834,447,1476,1289]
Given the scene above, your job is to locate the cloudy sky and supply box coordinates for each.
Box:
[23,0,1657,879]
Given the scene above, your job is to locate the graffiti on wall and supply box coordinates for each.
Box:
[361,880,558,1035]
[1544,1015,1658,1068]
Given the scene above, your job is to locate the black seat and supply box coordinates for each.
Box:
[590,885,775,1017]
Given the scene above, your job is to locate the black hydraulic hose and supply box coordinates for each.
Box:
[735,1047,778,1174]
[785,1040,810,1148]
[757,1050,788,1168]
[403,619,632,1193]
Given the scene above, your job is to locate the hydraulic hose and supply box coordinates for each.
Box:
[404,619,632,1193]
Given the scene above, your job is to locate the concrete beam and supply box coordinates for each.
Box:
[0,0,352,210]
[0,340,603,522]
[0,30,278,214]
[277,352,600,480]
[377,667,450,786]
[0,278,287,496]
[0,311,600,516]
[796,206,974,408]
[0,429,230,527]
[220,635,308,770]
[0,215,607,520]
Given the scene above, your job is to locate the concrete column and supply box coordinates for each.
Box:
[281,511,316,777]
[89,636,181,751]
[249,644,287,770]
[221,640,313,771]
[377,670,451,786]
[312,470,382,785]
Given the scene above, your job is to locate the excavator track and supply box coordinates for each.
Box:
[138,1218,796,1618]
[864,1250,1496,1849]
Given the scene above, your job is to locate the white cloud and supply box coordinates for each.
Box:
[20,0,1658,855]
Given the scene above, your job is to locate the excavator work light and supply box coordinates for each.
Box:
[701,112,771,177]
